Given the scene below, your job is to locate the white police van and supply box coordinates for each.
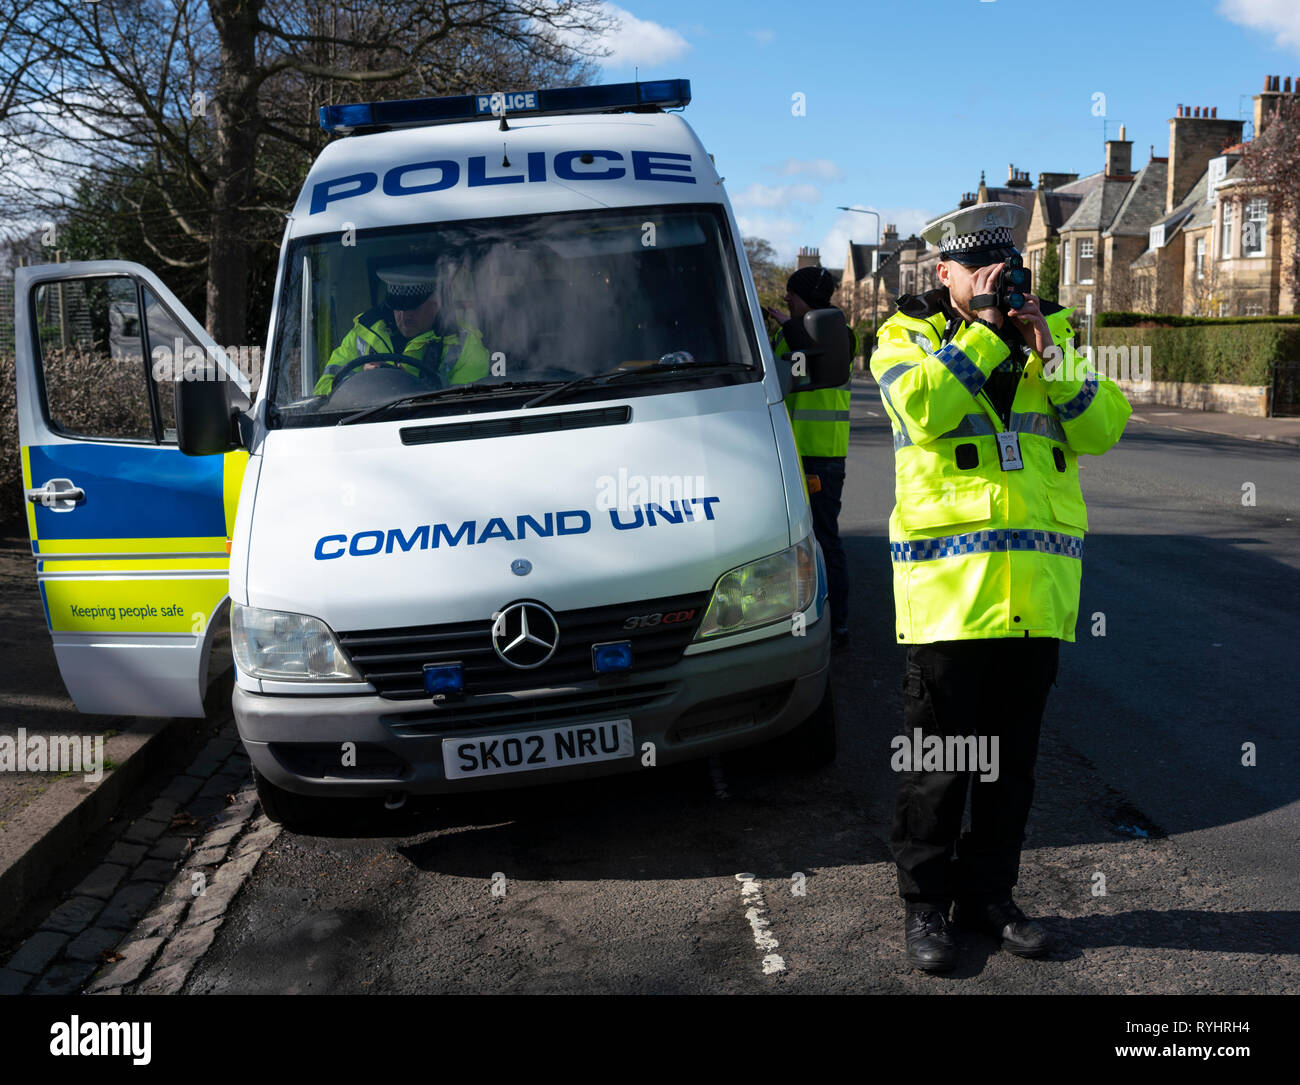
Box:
[13,80,850,827]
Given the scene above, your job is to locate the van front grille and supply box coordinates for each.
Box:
[337,592,709,700]
[382,682,678,736]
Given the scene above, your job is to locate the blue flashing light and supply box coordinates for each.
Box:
[319,79,691,135]
[592,641,634,674]
[423,662,464,694]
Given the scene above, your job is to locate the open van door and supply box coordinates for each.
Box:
[13,261,249,717]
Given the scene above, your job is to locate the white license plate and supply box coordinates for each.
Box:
[442,719,635,780]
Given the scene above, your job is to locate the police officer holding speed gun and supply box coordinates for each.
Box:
[871,202,1130,972]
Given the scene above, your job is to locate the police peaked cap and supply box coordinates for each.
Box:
[922,202,1026,266]
[378,265,439,308]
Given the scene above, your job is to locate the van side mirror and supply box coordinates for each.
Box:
[784,308,852,393]
[175,363,248,455]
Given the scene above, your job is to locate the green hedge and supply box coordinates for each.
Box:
[1093,324,1300,384]
[1097,311,1300,327]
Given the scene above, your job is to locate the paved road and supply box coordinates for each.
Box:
[175,390,1299,993]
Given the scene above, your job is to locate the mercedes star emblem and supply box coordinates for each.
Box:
[491,601,560,669]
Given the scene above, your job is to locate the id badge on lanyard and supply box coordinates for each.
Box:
[996,432,1024,471]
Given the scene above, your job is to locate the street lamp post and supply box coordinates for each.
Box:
[838,206,885,350]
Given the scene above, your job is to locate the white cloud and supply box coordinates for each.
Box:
[731,182,821,209]
[1219,0,1300,53]
[749,29,776,46]
[775,158,845,182]
[577,4,691,68]
[818,206,938,268]
[735,215,806,263]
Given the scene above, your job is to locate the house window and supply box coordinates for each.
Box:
[1244,197,1267,257]
[1062,240,1071,285]
[1078,238,1095,283]
[1195,237,1205,279]
[1244,303,1264,316]
[1031,248,1041,275]
[1222,201,1234,259]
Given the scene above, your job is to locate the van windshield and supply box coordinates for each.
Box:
[267,204,762,426]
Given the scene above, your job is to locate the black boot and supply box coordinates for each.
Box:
[952,897,1051,958]
[904,907,958,972]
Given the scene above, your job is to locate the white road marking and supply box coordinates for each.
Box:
[1151,411,1181,416]
[865,409,881,417]
[735,872,786,974]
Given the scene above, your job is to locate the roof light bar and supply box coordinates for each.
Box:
[320,79,691,135]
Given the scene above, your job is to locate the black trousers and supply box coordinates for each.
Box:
[890,637,1059,909]
[802,456,848,634]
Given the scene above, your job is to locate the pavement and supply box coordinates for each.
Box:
[0,717,272,995]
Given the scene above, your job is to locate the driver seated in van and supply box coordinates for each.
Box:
[314,264,491,395]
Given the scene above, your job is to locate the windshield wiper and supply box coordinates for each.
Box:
[523,362,756,409]
[336,381,560,426]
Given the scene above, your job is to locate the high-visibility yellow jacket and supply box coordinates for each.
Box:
[775,322,854,458]
[871,289,1131,644]
[314,308,490,395]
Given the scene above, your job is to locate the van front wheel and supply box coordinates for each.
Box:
[769,679,837,769]
[252,768,328,831]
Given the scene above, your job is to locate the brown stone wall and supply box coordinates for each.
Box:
[1116,377,1271,416]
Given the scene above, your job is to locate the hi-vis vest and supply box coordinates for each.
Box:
[871,290,1131,644]
[775,325,853,458]
[314,308,490,395]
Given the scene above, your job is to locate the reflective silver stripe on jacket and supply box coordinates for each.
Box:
[892,412,1066,450]
[1009,411,1067,443]
[893,413,996,450]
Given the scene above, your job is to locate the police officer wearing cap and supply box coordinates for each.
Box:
[770,266,855,648]
[871,202,1130,972]
[315,265,490,395]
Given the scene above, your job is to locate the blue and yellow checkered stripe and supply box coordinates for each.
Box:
[890,528,1083,563]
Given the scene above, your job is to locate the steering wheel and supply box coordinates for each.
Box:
[326,351,441,391]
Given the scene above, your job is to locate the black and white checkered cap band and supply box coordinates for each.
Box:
[940,226,1014,256]
[386,281,435,299]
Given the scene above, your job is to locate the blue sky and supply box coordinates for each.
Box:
[572,0,1300,266]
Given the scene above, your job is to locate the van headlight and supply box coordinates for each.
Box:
[695,536,817,639]
[231,604,361,681]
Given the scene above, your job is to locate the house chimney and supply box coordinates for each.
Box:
[1037,171,1079,190]
[1105,126,1133,178]
[796,246,821,269]
[1167,104,1244,212]
[1254,74,1286,137]
[883,223,899,245]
